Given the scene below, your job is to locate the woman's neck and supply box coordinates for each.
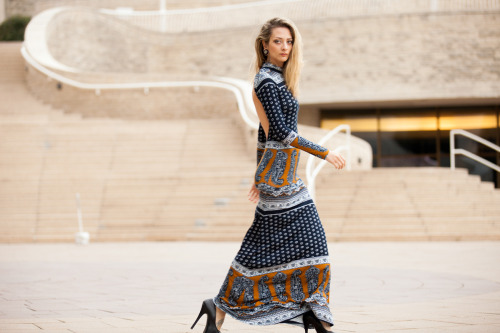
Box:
[266,59,283,68]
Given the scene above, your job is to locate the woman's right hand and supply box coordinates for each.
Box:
[326,151,346,170]
[248,183,260,203]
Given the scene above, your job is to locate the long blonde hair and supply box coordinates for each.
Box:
[254,17,303,97]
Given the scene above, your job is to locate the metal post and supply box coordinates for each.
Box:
[159,0,167,11]
[376,108,382,167]
[346,125,352,170]
[160,0,167,32]
[75,193,89,245]
[496,107,499,187]
[450,130,455,170]
[436,107,441,166]
[430,0,438,12]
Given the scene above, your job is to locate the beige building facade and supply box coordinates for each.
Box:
[18,1,500,186]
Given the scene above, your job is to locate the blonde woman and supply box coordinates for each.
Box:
[191,17,345,333]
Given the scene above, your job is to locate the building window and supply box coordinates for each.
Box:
[321,105,500,186]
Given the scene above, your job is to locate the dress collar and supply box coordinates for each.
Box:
[262,62,283,73]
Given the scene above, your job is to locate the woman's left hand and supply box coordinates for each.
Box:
[326,151,346,170]
[248,183,260,203]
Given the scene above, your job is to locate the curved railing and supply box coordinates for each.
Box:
[450,129,500,173]
[99,0,500,33]
[24,7,77,72]
[20,45,259,131]
[213,76,259,126]
[306,124,351,201]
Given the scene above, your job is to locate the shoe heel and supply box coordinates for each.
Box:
[303,310,333,333]
[191,303,206,329]
[303,313,310,333]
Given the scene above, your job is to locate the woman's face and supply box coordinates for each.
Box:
[263,27,293,67]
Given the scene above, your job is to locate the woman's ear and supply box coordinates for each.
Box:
[262,40,268,50]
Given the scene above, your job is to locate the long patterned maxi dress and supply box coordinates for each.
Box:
[213,62,334,328]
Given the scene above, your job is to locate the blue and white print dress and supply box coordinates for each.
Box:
[213,62,334,328]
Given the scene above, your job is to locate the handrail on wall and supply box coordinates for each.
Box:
[20,45,259,131]
[306,124,351,201]
[450,129,500,173]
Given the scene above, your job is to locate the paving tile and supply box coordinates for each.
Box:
[0,323,41,331]
[0,241,499,332]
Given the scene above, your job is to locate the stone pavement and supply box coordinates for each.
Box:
[0,241,500,333]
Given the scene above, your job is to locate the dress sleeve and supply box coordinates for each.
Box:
[255,82,329,160]
[256,124,266,165]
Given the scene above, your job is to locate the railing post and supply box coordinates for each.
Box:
[450,129,455,170]
[449,129,500,174]
[160,0,167,32]
[346,125,352,171]
[309,176,316,202]
[306,124,351,201]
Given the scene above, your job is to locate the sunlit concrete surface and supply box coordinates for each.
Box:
[0,241,500,332]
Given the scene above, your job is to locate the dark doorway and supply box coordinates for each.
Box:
[321,105,499,187]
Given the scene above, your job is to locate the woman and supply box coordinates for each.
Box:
[191,17,345,333]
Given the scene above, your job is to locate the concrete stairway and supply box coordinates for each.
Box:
[316,167,500,241]
[1,42,257,242]
[1,42,500,242]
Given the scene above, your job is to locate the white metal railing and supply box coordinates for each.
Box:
[306,124,351,201]
[98,0,500,33]
[450,129,500,173]
[213,76,259,126]
[20,45,259,130]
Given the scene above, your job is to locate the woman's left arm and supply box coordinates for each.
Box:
[256,81,330,159]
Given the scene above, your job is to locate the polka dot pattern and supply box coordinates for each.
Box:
[256,80,298,143]
[235,203,329,269]
[254,63,329,160]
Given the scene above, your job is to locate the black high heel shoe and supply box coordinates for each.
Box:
[191,299,221,333]
[303,310,334,333]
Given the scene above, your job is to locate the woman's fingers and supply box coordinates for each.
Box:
[327,151,344,169]
[328,152,346,169]
[337,153,346,169]
[248,185,260,203]
[339,154,346,165]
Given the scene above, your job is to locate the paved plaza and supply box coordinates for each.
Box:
[0,241,500,332]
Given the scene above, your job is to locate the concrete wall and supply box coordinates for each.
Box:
[25,61,238,120]
[5,0,261,17]
[4,0,35,18]
[44,9,500,109]
[0,0,5,22]
[300,13,500,106]
[46,10,151,73]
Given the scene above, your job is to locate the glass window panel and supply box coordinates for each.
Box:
[320,106,498,183]
[321,109,378,166]
[439,114,496,130]
[380,116,437,132]
[380,131,437,167]
[321,118,377,132]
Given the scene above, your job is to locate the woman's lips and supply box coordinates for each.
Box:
[280,53,288,57]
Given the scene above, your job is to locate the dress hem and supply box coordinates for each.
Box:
[212,297,334,327]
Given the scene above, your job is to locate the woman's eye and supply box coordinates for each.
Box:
[274,40,280,44]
